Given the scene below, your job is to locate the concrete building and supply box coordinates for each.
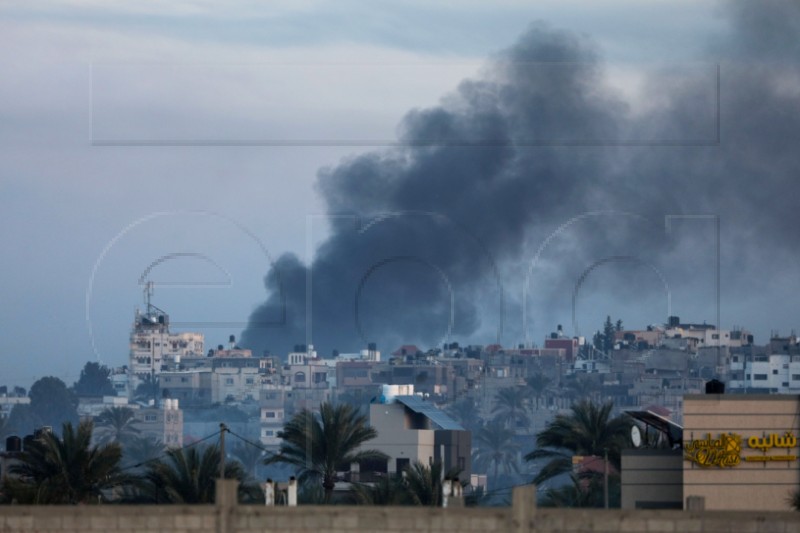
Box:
[682,393,800,511]
[284,345,331,415]
[133,399,183,447]
[368,385,471,479]
[159,370,212,407]
[622,392,800,512]
[128,286,204,394]
[729,353,800,392]
[259,384,291,447]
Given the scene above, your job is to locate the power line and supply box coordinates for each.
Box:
[225,428,280,459]
[118,429,222,472]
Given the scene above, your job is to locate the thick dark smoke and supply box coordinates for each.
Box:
[241,2,800,357]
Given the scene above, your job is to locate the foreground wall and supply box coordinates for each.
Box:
[1,483,800,533]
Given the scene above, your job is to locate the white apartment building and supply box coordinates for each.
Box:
[729,353,800,392]
[128,300,204,395]
[259,384,290,447]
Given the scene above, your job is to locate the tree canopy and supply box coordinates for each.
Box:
[142,445,260,504]
[525,399,629,486]
[3,420,131,504]
[28,376,79,432]
[265,402,387,503]
[73,362,116,397]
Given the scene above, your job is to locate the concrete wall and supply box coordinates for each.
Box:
[1,483,800,533]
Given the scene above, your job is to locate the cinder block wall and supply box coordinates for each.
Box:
[1,483,799,533]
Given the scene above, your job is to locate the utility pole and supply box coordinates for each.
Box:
[603,447,609,509]
[219,423,227,479]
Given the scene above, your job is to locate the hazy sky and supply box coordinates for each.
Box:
[2,1,796,387]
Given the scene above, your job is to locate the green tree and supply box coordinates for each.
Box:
[121,434,165,469]
[95,406,140,445]
[446,397,481,431]
[230,443,264,478]
[524,400,629,486]
[265,402,387,503]
[525,373,551,402]
[472,420,521,483]
[73,362,115,397]
[28,376,79,431]
[615,319,623,332]
[603,315,615,352]
[133,374,160,403]
[143,445,260,503]
[403,461,461,506]
[350,474,407,505]
[492,387,530,430]
[5,404,41,438]
[3,420,132,503]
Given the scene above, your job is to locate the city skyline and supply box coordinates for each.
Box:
[2,1,799,387]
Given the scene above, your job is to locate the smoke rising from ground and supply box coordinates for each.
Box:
[241,2,800,356]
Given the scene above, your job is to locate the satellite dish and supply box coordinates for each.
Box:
[631,425,642,448]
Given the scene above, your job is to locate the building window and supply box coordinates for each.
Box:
[294,372,306,383]
[782,382,789,387]
[773,369,779,375]
[265,411,276,418]
[792,374,800,380]
[754,374,768,381]
[145,414,157,422]
[265,430,274,437]
[396,458,410,473]
[246,378,254,385]
[225,378,234,385]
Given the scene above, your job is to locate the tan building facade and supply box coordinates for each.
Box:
[683,394,800,511]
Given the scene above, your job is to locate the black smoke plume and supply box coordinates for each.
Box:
[241,2,800,357]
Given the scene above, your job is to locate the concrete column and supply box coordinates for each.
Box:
[288,476,298,506]
[511,484,537,533]
[265,479,275,506]
[215,478,239,533]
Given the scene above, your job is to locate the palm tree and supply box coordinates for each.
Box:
[524,399,629,485]
[121,435,164,469]
[143,445,260,503]
[230,442,264,479]
[446,397,481,431]
[4,420,133,503]
[351,474,407,505]
[472,419,521,483]
[403,461,462,507]
[525,373,551,406]
[265,402,387,503]
[95,406,140,445]
[492,387,530,430]
[789,489,800,511]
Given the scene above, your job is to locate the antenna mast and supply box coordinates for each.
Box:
[144,281,154,309]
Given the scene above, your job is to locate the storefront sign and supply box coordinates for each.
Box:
[684,432,798,467]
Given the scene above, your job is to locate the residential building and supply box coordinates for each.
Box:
[367,385,471,480]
